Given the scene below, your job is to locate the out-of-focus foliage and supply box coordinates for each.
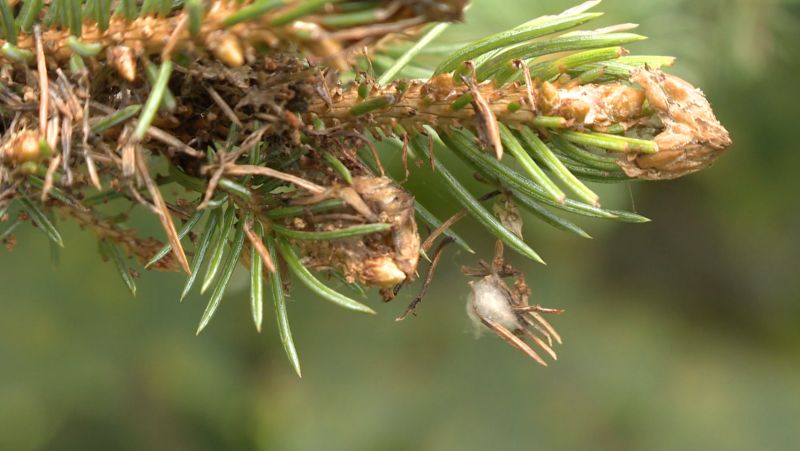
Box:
[1,1,799,450]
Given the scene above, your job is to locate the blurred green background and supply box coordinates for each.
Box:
[2,1,800,450]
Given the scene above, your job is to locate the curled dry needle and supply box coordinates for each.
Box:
[0,0,733,370]
[396,235,453,321]
[461,61,503,160]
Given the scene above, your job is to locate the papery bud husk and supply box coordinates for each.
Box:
[292,176,420,288]
[618,68,732,180]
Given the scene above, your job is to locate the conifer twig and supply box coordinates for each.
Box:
[0,0,732,371]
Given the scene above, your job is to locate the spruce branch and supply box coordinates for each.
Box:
[0,0,732,370]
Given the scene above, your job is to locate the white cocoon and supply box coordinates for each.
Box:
[467,276,521,331]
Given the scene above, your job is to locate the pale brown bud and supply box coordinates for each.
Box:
[110,46,137,82]
[16,131,40,163]
[2,130,42,165]
[210,32,245,67]
[362,256,407,288]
